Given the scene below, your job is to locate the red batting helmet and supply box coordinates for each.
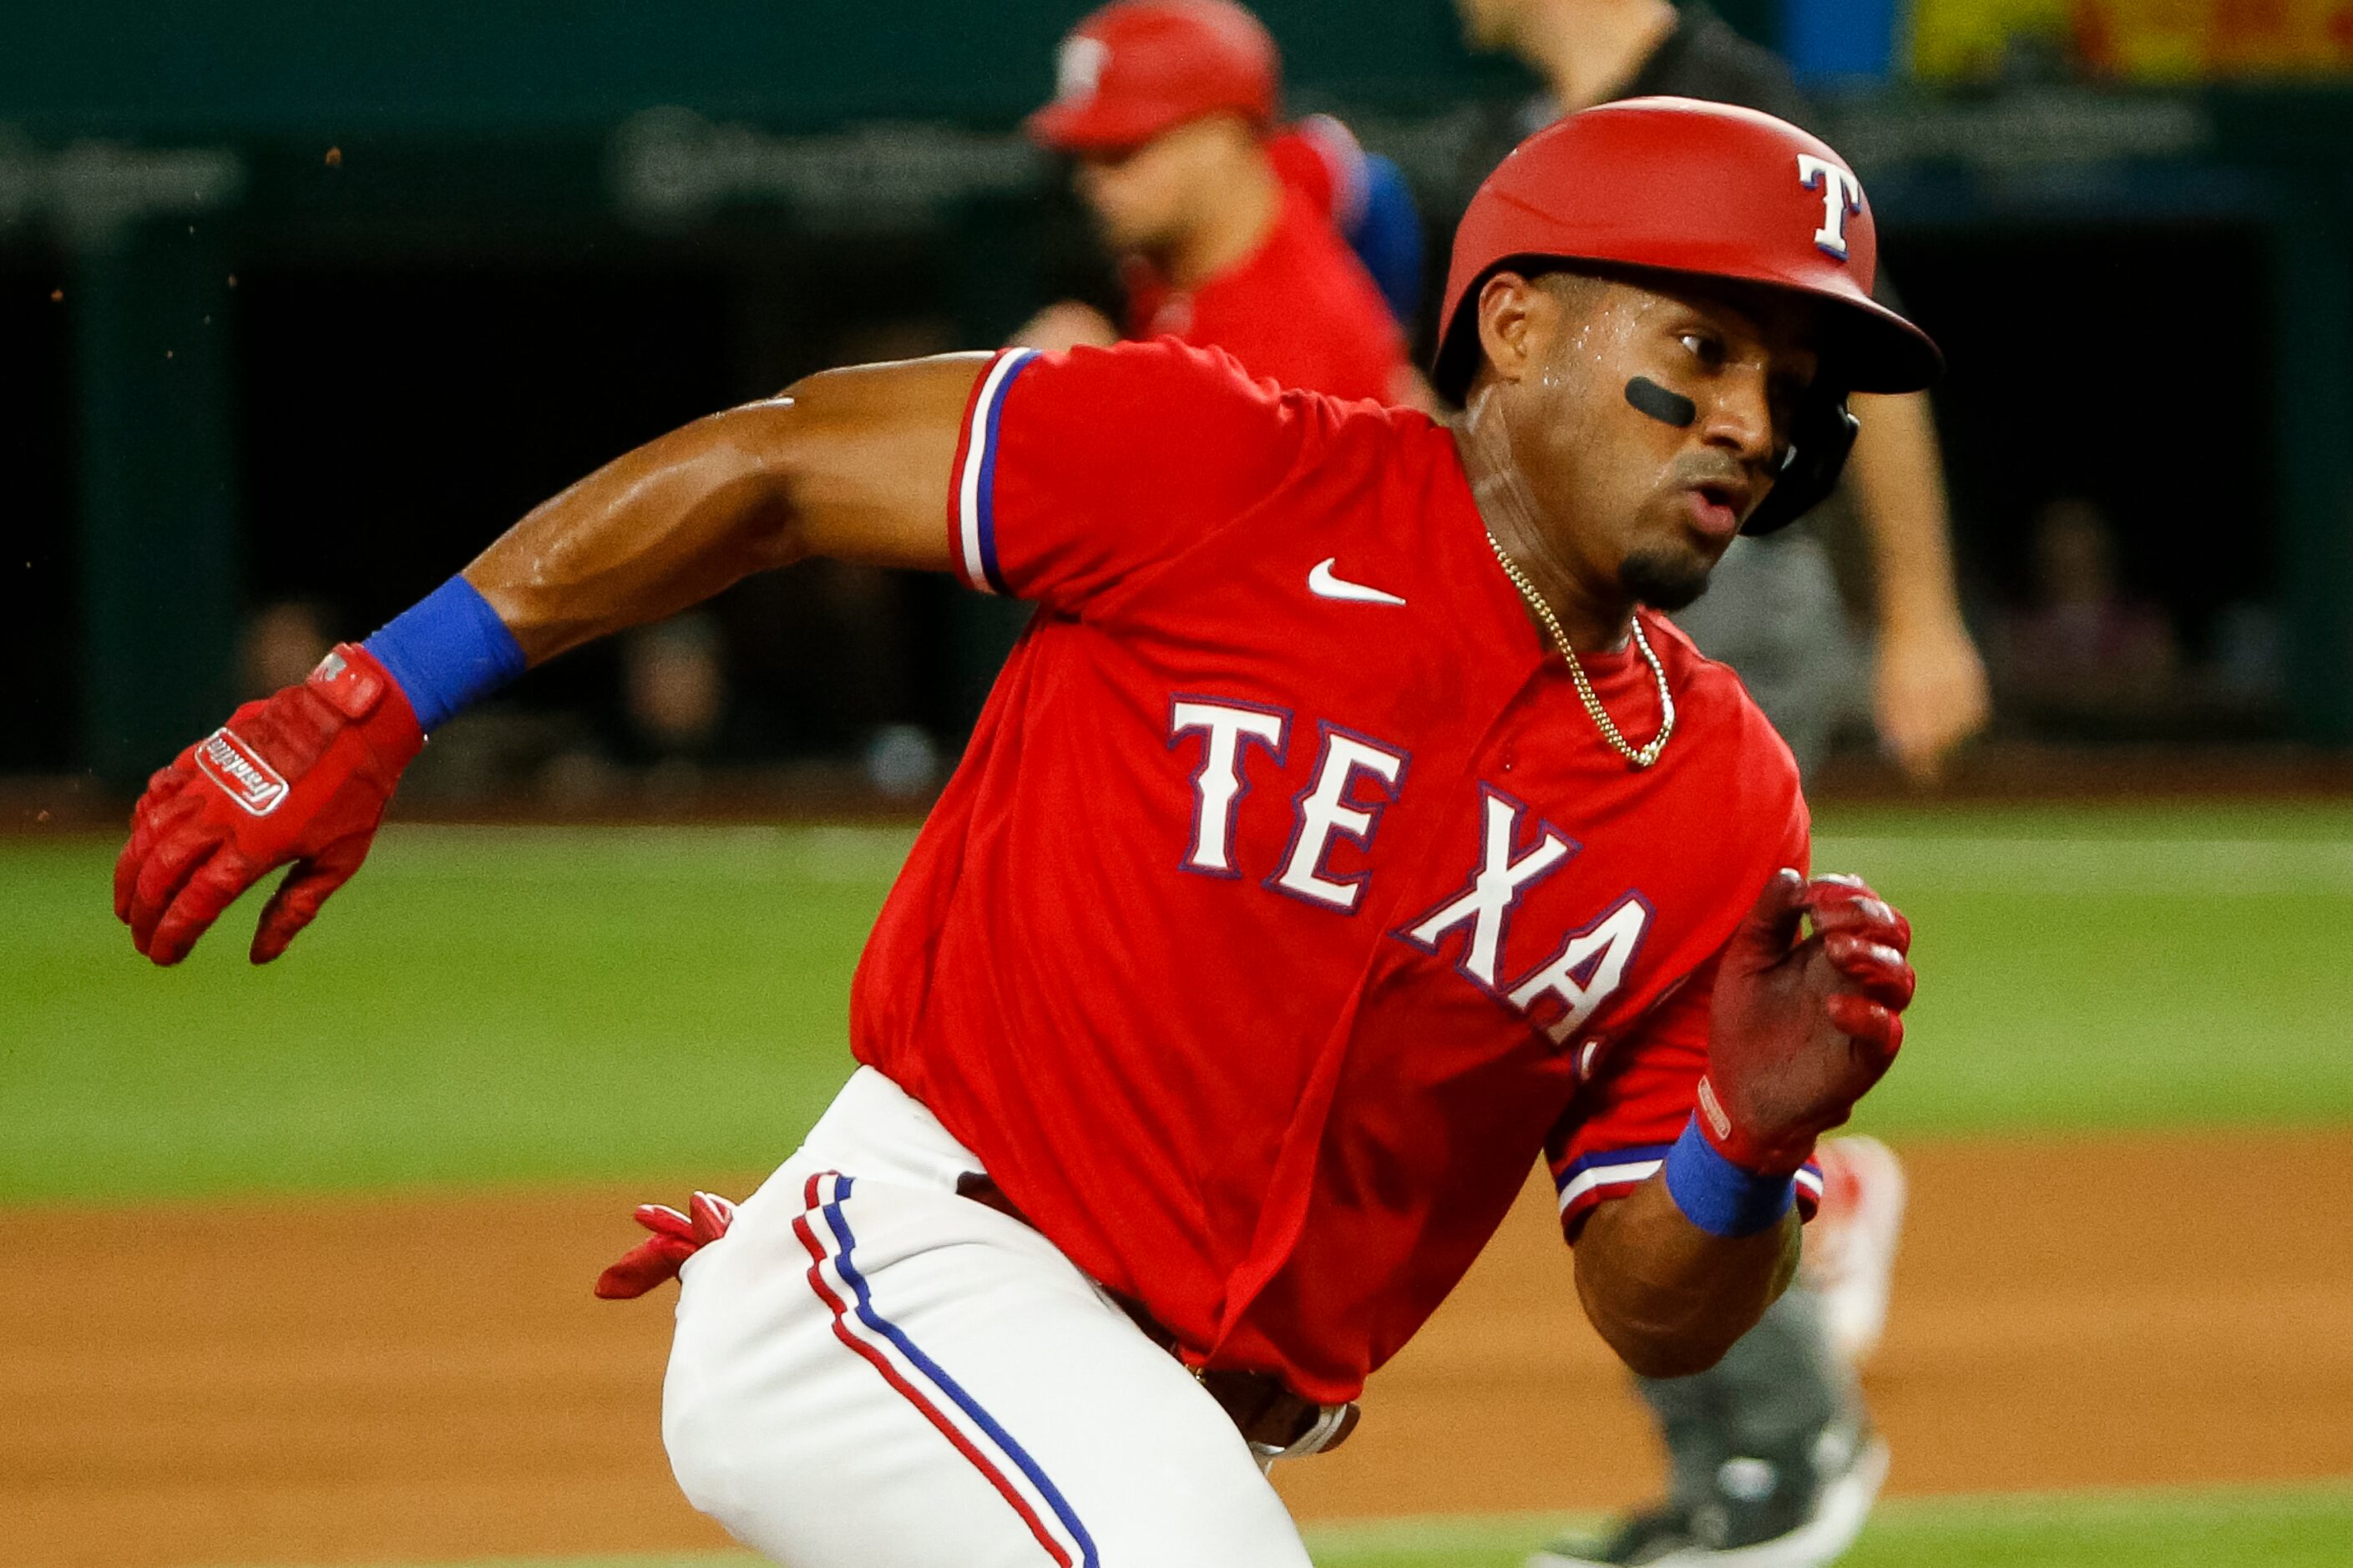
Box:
[1431,97,1942,402]
[1026,0,1280,154]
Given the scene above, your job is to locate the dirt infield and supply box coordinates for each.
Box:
[9,1132,2351,1568]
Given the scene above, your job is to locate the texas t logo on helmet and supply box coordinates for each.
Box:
[1797,154,1867,260]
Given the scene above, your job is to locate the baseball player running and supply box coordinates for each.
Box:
[1013,0,1424,407]
[116,99,1928,1568]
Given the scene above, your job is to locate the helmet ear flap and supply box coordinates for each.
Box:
[1742,392,1857,536]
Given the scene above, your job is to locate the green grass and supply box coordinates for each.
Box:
[1812,802,2353,1137]
[221,1483,2353,1568]
[3,827,905,1199]
[1307,1484,2353,1566]
[8,802,2352,1201]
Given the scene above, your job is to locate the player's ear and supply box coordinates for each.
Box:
[1475,271,1550,387]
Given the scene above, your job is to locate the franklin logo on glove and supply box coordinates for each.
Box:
[195,731,291,817]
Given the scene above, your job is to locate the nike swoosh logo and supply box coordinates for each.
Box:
[1308,557,1407,607]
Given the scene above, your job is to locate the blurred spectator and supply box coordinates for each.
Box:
[532,615,741,807]
[240,599,333,698]
[622,615,729,760]
[864,723,943,802]
[1994,496,2179,723]
[2201,599,2286,711]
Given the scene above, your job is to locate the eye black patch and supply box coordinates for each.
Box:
[1624,376,1697,428]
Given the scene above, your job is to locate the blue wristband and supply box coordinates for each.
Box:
[362,574,527,732]
[1662,1115,1796,1237]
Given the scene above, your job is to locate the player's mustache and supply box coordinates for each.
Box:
[1667,453,1762,498]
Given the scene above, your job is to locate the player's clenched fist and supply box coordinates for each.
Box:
[114,645,423,966]
[1698,870,1915,1176]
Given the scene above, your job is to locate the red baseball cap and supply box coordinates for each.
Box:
[1026,0,1281,154]
[1434,97,1942,399]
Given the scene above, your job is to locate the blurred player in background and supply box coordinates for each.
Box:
[1267,113,1426,330]
[1453,4,1988,1566]
[1015,0,1429,407]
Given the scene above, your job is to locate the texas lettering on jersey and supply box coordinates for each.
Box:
[853,340,1812,1404]
[1170,696,1647,1042]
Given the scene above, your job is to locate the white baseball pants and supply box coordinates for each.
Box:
[661,1066,1317,1568]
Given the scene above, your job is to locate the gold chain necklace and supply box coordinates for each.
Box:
[1485,531,1675,769]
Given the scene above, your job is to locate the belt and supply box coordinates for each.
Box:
[955,1172,1360,1463]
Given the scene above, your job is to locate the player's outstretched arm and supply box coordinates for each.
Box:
[1572,872,1914,1378]
[470,353,989,663]
[115,354,993,966]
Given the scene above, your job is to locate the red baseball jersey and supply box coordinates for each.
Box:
[1265,114,1364,229]
[1120,184,1410,405]
[851,341,1814,1404]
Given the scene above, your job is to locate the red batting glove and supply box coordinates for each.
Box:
[1698,871,1916,1176]
[114,644,424,967]
[595,1191,738,1299]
